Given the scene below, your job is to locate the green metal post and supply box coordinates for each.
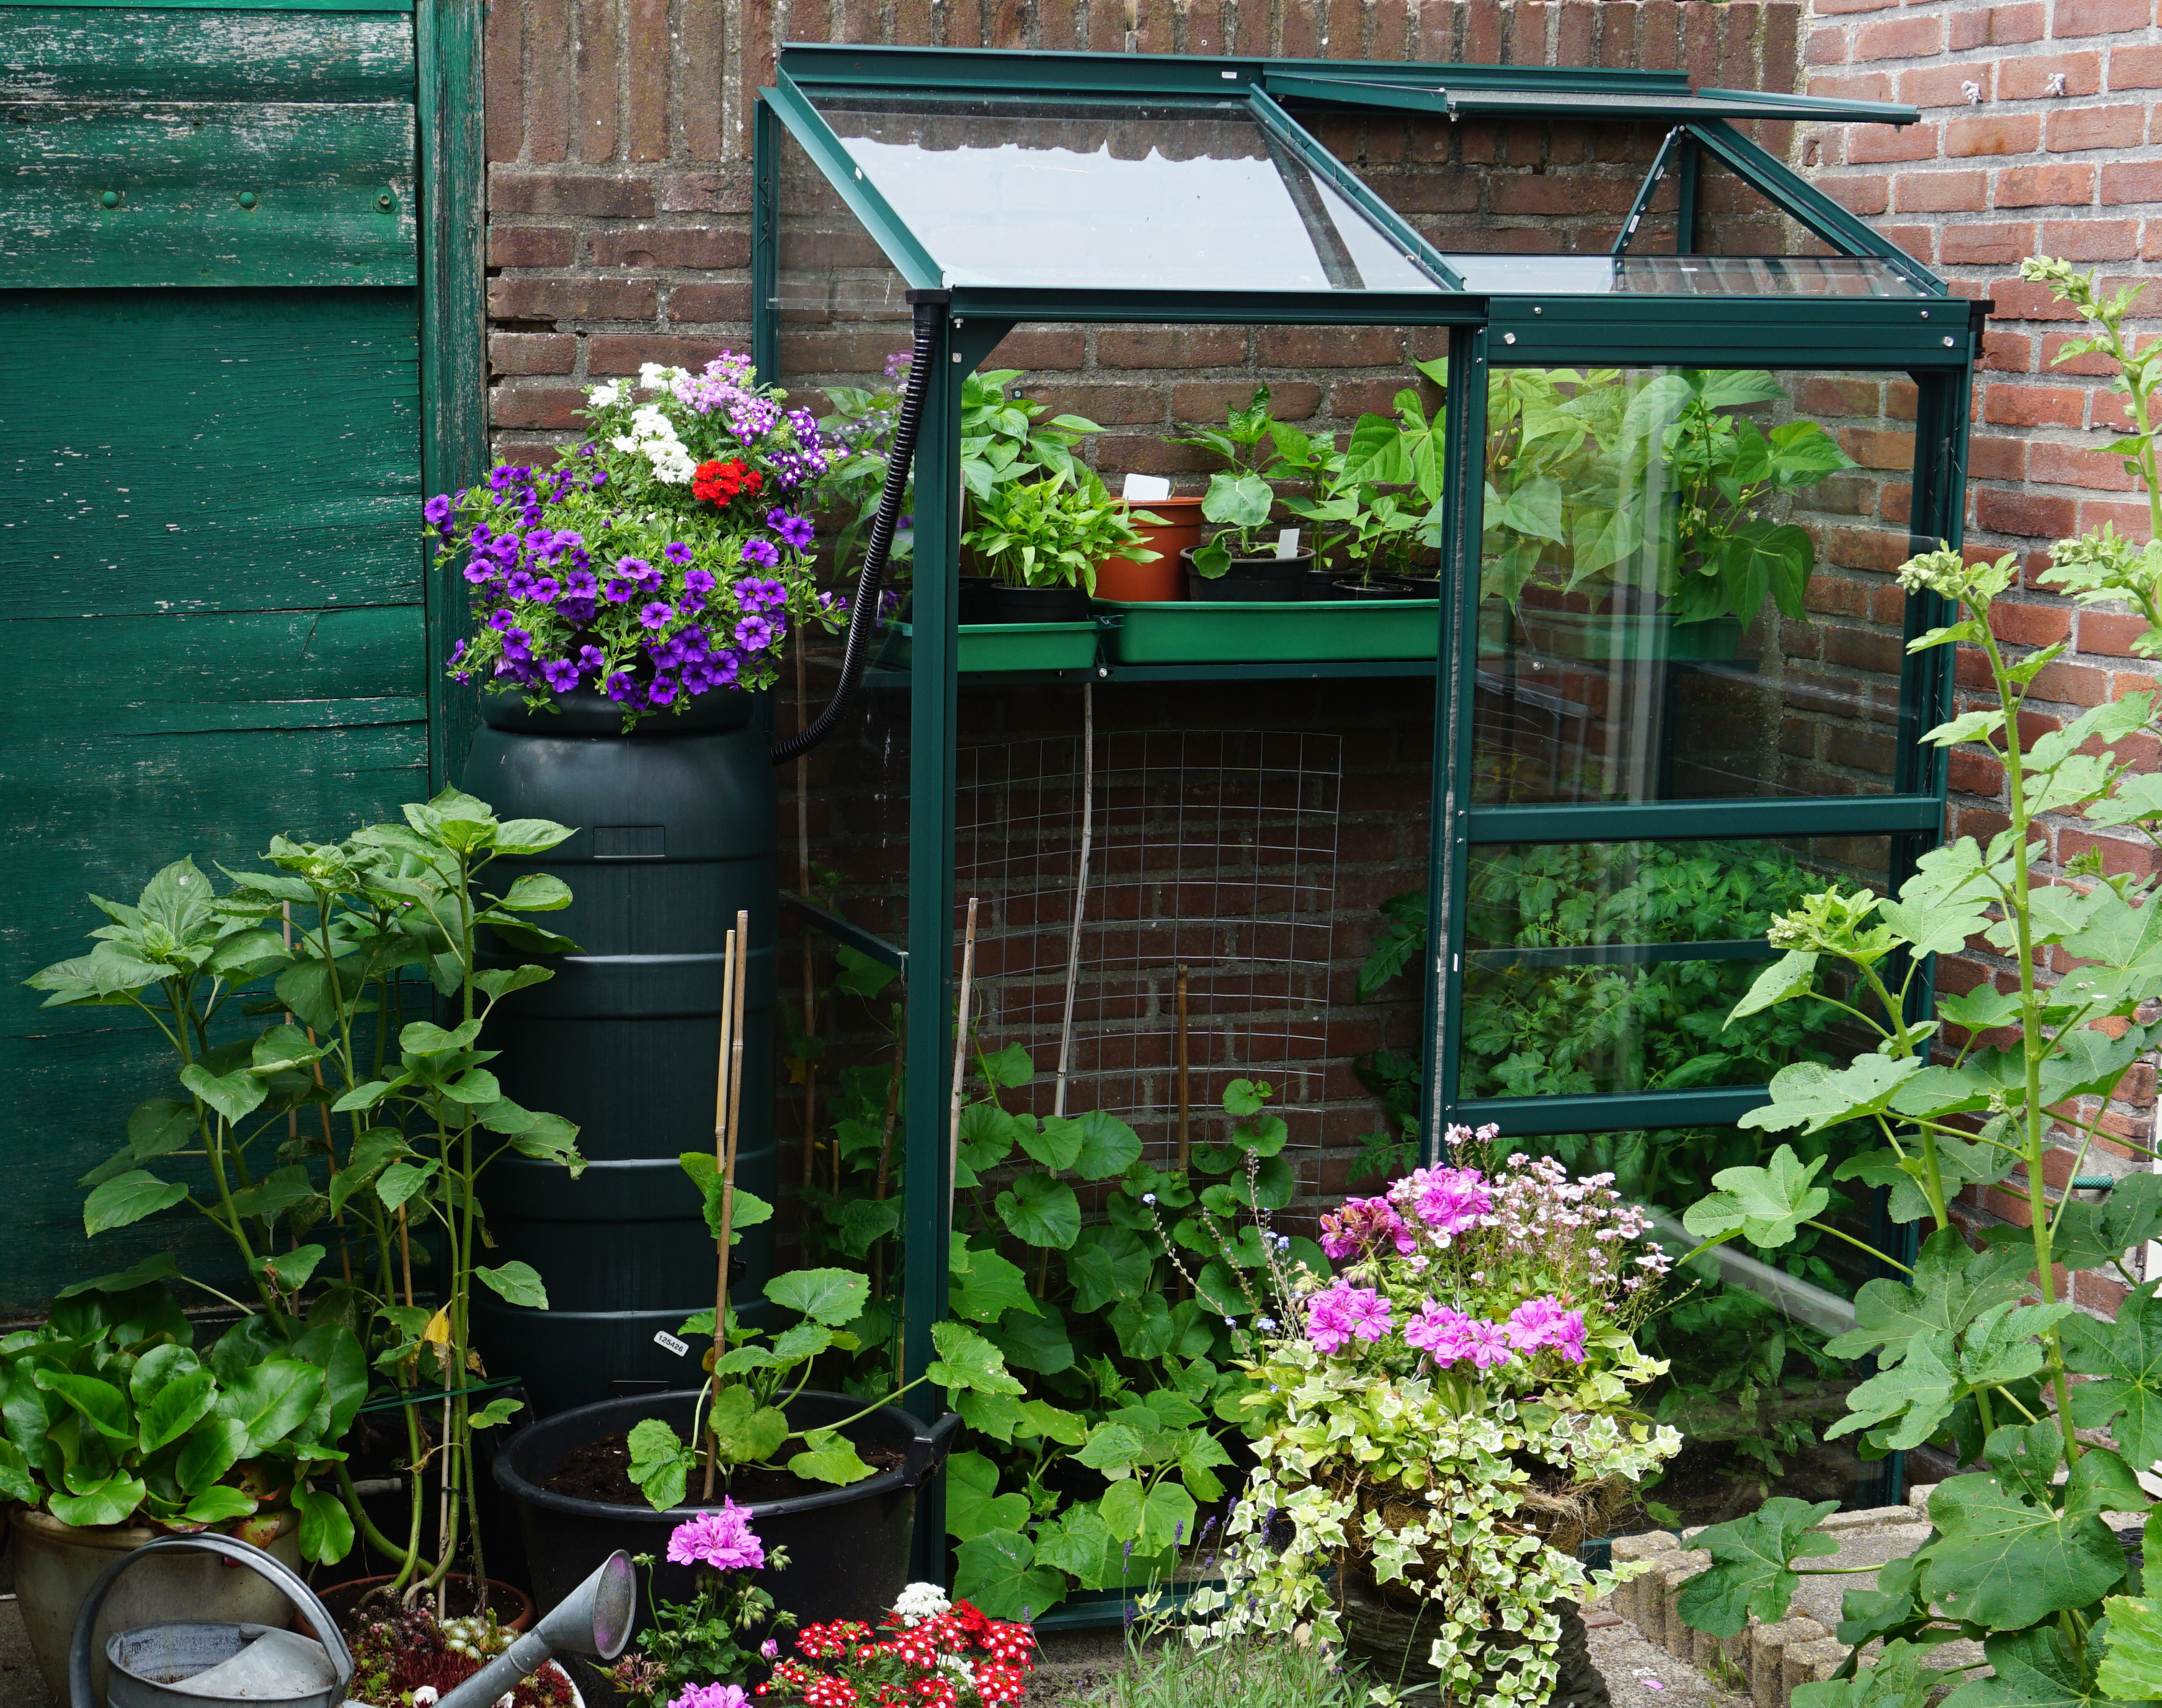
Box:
[901,299,959,1583]
[416,0,487,789]
[753,98,781,383]
[1430,323,1488,1156]
[1675,131,1700,254]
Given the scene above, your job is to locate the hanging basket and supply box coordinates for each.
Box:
[1338,1575,1609,1708]
[1323,1469,1632,1708]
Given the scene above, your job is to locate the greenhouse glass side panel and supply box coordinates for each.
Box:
[1474,365,1926,807]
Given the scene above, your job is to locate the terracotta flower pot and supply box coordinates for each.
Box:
[8,1503,303,1706]
[1097,496,1203,602]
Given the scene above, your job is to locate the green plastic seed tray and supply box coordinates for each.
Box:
[885,621,1100,673]
[1098,599,1442,664]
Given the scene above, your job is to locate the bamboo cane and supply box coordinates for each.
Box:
[1052,685,1094,1119]
[948,898,980,1213]
[701,925,738,1501]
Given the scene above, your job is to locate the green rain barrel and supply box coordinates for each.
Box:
[463,688,775,1415]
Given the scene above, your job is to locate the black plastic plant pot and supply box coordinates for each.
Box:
[1329,576,1424,602]
[977,583,1093,623]
[1179,546,1312,603]
[495,1389,961,1627]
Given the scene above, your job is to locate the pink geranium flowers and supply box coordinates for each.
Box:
[667,1498,765,1572]
[1304,1281,1394,1353]
[1319,1195,1416,1261]
[1394,1164,1493,1240]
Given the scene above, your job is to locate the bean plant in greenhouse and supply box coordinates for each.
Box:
[1667,259,2162,1708]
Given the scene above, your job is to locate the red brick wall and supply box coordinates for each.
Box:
[1807,1,2162,1314]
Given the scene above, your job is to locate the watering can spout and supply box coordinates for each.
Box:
[432,1552,637,1708]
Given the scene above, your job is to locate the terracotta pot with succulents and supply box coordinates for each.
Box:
[430,354,855,1413]
[1185,1129,1683,1708]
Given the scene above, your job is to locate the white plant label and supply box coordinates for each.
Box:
[1275,528,1301,558]
[1120,473,1172,501]
[652,1330,688,1357]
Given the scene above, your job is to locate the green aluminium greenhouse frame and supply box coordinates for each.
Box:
[751,42,1978,1557]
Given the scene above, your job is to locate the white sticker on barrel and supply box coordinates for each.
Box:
[653,1331,689,1357]
[1120,473,1172,501]
[1275,528,1301,558]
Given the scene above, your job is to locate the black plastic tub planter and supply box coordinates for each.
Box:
[497,1390,961,1626]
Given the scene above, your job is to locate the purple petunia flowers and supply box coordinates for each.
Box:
[734,614,774,652]
[639,601,674,631]
[766,509,815,550]
[740,538,780,569]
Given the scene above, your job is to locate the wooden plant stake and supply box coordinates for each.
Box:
[701,919,742,1501]
[1052,685,1094,1119]
[948,898,980,1232]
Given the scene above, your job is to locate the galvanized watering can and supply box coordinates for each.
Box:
[68,1531,636,1708]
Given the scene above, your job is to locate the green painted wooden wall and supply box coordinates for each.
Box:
[0,6,431,1314]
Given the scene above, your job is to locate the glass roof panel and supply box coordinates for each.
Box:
[1439,252,1926,298]
[808,96,1447,293]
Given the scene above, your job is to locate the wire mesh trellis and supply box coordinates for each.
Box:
[956,719,1343,1203]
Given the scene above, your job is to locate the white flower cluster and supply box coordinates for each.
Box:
[892,1580,951,1624]
[610,399,696,485]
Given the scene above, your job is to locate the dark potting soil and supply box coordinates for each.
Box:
[545,1431,905,1507]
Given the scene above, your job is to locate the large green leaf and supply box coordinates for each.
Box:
[0,1439,37,1506]
[1069,1109,1144,1180]
[1065,1225,1152,1314]
[1917,1445,2140,1629]
[2055,1175,2162,1273]
[626,1417,696,1511]
[1824,1331,1959,1449]
[224,1165,315,1224]
[946,1452,1030,1542]
[1676,1497,1840,1638]
[1945,1628,2133,1708]
[765,1268,870,1327]
[33,1372,132,1443]
[292,1484,355,1565]
[1793,1642,1952,1708]
[215,1359,322,1454]
[130,1347,215,1454]
[1740,1055,1926,1138]
[1034,1500,1131,1590]
[953,1529,1064,1621]
[1099,1477,1196,1555]
[995,1173,1080,1249]
[1826,1230,2031,1368]
[474,1261,549,1310]
[1681,1144,1830,1249]
[949,1244,1036,1324]
[927,1321,1023,1396]
[2097,1596,2162,1702]
[984,1307,1074,1376]
[83,1171,188,1237]
[706,1386,790,1464]
[788,1427,876,1486]
[179,1061,268,1125]
[2063,1283,2162,1468]
[175,1417,248,1494]
[49,1474,146,1528]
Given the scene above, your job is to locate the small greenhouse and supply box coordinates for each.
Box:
[755,43,1975,1569]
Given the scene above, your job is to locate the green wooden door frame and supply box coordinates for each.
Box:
[414,0,491,789]
[0,0,491,790]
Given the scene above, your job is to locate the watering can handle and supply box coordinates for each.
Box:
[66,1532,355,1708]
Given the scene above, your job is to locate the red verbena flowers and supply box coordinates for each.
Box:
[756,1585,1033,1708]
[693,458,764,506]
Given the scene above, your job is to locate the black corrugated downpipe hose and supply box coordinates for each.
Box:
[771,288,949,766]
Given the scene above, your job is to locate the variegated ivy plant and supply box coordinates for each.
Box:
[1668,258,2162,1708]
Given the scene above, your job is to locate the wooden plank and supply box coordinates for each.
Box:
[416,0,487,788]
[0,99,416,285]
[0,9,416,101]
[0,608,426,736]
[2,287,422,616]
